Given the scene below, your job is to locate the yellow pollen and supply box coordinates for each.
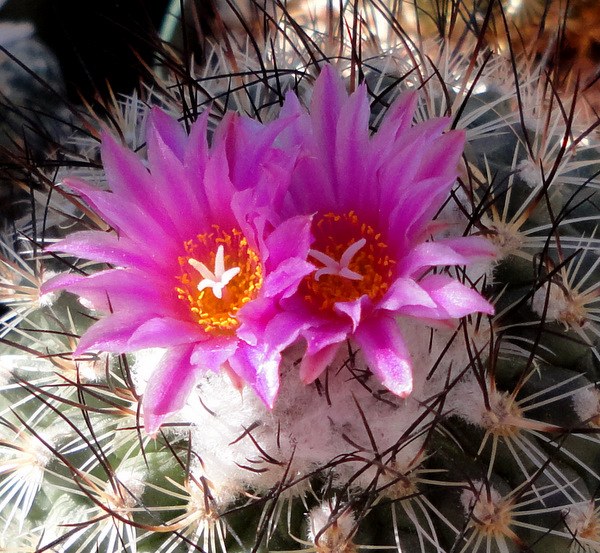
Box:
[302,211,396,312]
[175,226,263,335]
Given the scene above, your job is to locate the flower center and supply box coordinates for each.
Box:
[175,226,263,334]
[302,211,396,311]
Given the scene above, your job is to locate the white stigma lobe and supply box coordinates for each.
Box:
[189,245,240,299]
[309,238,366,282]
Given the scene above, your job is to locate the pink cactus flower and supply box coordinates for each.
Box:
[42,108,314,435]
[274,66,496,397]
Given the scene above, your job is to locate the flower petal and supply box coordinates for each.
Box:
[102,133,180,237]
[371,90,418,155]
[263,258,315,299]
[303,318,352,355]
[264,214,314,270]
[41,271,87,295]
[228,342,281,408]
[438,236,498,262]
[128,317,203,350]
[399,274,495,319]
[63,177,175,256]
[190,337,238,373]
[149,107,187,161]
[335,83,370,207]
[397,242,470,278]
[51,268,178,314]
[143,344,201,436]
[309,65,348,200]
[76,311,151,354]
[378,277,437,312]
[334,296,369,331]
[47,231,161,271]
[146,111,204,238]
[299,342,340,384]
[354,316,413,397]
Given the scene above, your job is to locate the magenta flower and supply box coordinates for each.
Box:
[42,108,314,435]
[275,66,496,396]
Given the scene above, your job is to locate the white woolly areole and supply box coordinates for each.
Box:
[308,501,356,549]
[531,282,575,325]
[571,385,600,423]
[75,352,111,383]
[564,501,600,540]
[0,355,17,387]
[107,466,146,511]
[131,314,494,499]
[445,373,489,426]
[185,345,432,496]
[37,270,59,308]
[460,481,503,519]
[131,347,166,394]
[517,159,541,189]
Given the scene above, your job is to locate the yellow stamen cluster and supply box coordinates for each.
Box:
[175,226,262,334]
[303,211,395,311]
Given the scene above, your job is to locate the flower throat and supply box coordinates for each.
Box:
[302,211,396,311]
[175,226,263,334]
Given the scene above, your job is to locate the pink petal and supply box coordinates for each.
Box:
[190,337,238,373]
[76,311,151,354]
[334,296,369,331]
[279,91,312,149]
[224,112,298,192]
[47,231,162,272]
[335,83,370,207]
[41,271,87,295]
[202,139,237,226]
[397,242,470,278]
[302,317,352,355]
[438,236,498,262]
[127,317,203,349]
[371,91,418,154]
[149,107,187,161]
[146,114,204,238]
[101,133,179,237]
[143,344,201,436]
[377,134,427,213]
[389,175,458,245]
[264,214,314,270]
[54,268,177,314]
[399,274,494,319]
[264,310,310,351]
[228,342,281,408]
[415,129,465,181]
[299,342,340,384]
[184,109,210,179]
[63,178,175,256]
[378,277,437,312]
[354,316,413,397]
[263,258,315,299]
[310,65,348,195]
[238,307,309,353]
[236,296,277,346]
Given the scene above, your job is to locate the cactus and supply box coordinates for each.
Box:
[2,1,600,552]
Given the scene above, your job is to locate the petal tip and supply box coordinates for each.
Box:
[144,413,167,438]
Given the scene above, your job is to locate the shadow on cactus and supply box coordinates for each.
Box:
[2,1,600,552]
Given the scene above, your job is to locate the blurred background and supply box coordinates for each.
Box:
[2,0,600,227]
[0,0,169,101]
